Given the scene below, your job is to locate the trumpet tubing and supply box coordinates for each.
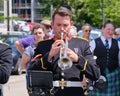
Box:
[58,32,72,70]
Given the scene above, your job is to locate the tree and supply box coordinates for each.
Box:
[0,0,4,21]
[41,0,120,28]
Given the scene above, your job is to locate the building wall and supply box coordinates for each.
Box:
[12,0,44,22]
[0,0,12,32]
[0,0,44,33]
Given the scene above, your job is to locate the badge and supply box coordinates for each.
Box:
[74,48,78,54]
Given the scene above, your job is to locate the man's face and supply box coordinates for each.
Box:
[102,24,115,39]
[44,24,52,37]
[51,14,72,39]
[33,28,45,42]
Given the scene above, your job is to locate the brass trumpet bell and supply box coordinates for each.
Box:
[58,57,72,70]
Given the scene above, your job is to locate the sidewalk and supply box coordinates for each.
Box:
[3,74,29,96]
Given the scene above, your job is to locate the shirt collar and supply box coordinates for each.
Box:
[101,36,112,43]
[53,34,72,41]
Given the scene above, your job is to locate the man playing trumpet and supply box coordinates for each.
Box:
[30,6,100,96]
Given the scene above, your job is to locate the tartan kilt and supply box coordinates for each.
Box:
[88,68,120,96]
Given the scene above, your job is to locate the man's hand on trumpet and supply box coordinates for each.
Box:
[48,40,64,61]
[48,39,79,63]
[67,48,79,62]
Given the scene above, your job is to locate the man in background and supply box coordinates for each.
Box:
[20,24,45,95]
[89,20,120,96]
[15,20,52,55]
[0,41,13,96]
[40,20,53,39]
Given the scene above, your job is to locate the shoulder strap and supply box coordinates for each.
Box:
[73,36,89,42]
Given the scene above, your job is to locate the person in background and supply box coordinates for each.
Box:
[80,24,92,95]
[113,28,120,41]
[21,24,45,69]
[81,24,92,42]
[0,41,13,96]
[15,20,52,55]
[15,32,36,54]
[112,31,118,39]
[69,25,77,36]
[20,24,45,94]
[40,20,53,39]
[29,6,100,96]
[89,20,120,96]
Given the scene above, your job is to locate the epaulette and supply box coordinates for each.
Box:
[0,40,9,46]
[44,38,52,41]
[73,36,89,42]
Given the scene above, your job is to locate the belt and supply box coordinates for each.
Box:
[53,80,83,87]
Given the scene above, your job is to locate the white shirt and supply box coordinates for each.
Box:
[89,36,120,66]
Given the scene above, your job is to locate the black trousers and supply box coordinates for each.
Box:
[54,87,84,96]
[28,87,84,96]
[28,87,53,96]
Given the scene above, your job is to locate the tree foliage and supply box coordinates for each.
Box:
[41,0,120,28]
[1,0,120,28]
[0,0,4,21]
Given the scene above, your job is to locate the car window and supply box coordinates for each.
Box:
[90,33,101,39]
[0,32,28,45]
[6,37,19,44]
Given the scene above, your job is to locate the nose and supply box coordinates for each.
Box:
[60,26,65,32]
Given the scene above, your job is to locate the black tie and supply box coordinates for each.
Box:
[105,40,109,49]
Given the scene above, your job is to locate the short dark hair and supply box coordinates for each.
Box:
[52,6,72,21]
[102,20,115,28]
[32,24,45,34]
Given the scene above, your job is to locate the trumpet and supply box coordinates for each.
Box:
[58,32,72,70]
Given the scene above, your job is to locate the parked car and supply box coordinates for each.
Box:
[12,20,30,32]
[0,31,29,75]
[77,29,102,40]
[27,22,37,31]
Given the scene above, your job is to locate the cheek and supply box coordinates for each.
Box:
[108,30,114,35]
[88,32,91,35]
[83,32,87,35]
[53,25,57,31]
[36,36,41,39]
[34,36,39,41]
[37,34,43,38]
[43,34,45,37]
[111,31,115,34]
[67,27,71,32]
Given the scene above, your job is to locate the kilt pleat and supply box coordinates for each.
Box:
[88,68,120,96]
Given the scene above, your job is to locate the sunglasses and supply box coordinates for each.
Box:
[85,30,91,32]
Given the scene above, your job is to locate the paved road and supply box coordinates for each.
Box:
[3,74,29,96]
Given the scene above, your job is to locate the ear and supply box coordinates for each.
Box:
[51,21,54,29]
[71,21,74,26]
[101,26,104,31]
